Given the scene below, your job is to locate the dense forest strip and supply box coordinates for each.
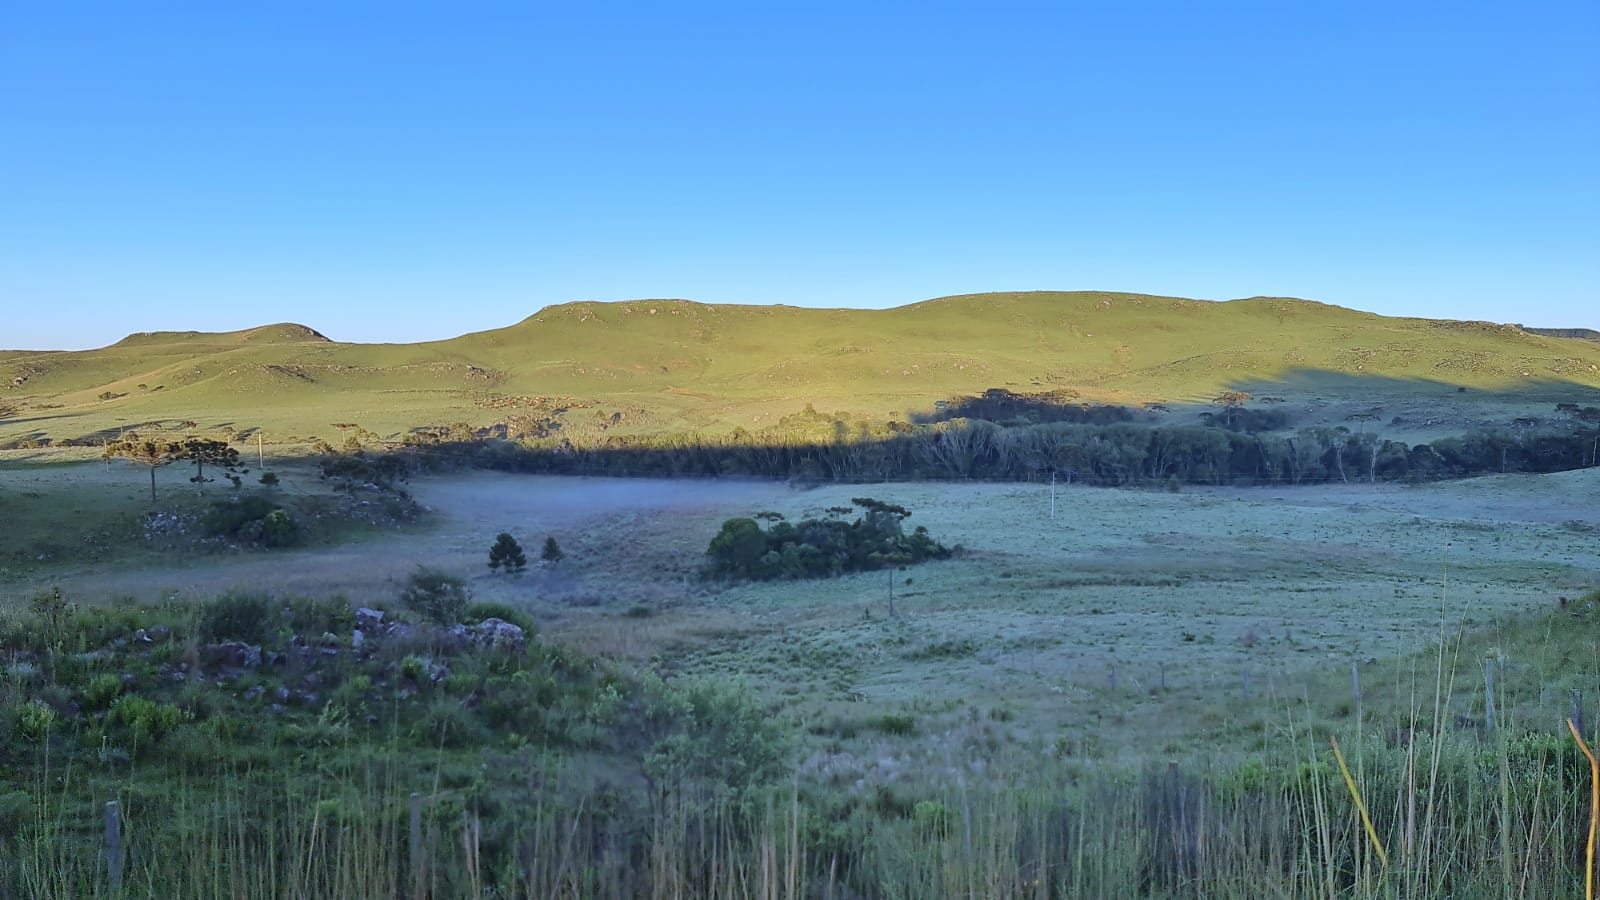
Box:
[378,413,1600,488]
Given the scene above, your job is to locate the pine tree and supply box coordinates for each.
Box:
[488,532,527,574]
[540,536,564,564]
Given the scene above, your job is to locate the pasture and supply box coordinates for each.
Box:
[10,455,1597,766]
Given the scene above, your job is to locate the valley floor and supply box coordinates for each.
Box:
[11,461,1598,765]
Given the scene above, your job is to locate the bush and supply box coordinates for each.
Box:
[202,495,299,547]
[82,673,125,710]
[645,679,790,798]
[282,596,354,637]
[197,592,272,645]
[463,601,537,637]
[108,694,186,751]
[400,567,469,625]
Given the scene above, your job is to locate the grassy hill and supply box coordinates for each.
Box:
[5,291,1600,446]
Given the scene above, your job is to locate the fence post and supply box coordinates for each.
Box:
[410,792,424,900]
[105,800,123,896]
[1483,661,1496,732]
[1351,662,1362,729]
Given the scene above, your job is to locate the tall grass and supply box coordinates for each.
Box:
[6,726,1592,898]
[8,594,1600,897]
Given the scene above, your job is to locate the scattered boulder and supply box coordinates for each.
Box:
[475,618,526,652]
[201,641,262,670]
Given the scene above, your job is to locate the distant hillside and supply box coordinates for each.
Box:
[5,291,1600,446]
[1521,326,1600,342]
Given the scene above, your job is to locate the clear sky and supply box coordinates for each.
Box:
[2,1,1596,349]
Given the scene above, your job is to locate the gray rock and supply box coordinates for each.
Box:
[475,618,526,652]
[201,640,262,670]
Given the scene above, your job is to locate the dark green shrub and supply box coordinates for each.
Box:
[876,714,916,736]
[202,495,300,547]
[282,596,354,637]
[463,601,536,636]
[399,567,469,625]
[108,694,186,751]
[197,592,273,644]
[644,679,790,797]
[82,673,124,710]
[412,697,483,748]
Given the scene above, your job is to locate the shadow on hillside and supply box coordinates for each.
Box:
[8,369,1600,489]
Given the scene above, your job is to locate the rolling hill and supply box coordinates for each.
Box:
[4,291,1600,447]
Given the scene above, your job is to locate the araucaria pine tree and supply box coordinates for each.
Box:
[488,532,527,574]
[541,536,564,564]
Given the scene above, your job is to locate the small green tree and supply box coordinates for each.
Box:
[540,536,564,564]
[489,532,527,574]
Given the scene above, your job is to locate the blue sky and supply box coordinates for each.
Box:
[2,1,1596,349]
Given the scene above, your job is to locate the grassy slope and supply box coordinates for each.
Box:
[6,291,1600,443]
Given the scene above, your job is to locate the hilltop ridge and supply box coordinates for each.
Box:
[4,291,1600,446]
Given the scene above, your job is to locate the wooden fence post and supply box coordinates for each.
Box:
[1351,662,1362,729]
[410,792,424,900]
[105,800,123,896]
[1483,661,1496,732]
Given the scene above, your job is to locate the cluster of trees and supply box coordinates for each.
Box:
[104,438,243,501]
[707,497,951,581]
[487,533,563,574]
[392,415,1600,488]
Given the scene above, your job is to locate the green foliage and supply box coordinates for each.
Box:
[28,586,73,650]
[399,567,469,624]
[876,713,917,736]
[487,532,527,574]
[82,673,125,710]
[540,535,564,563]
[319,452,410,490]
[17,700,55,740]
[201,494,301,547]
[462,601,536,637]
[707,497,951,581]
[108,694,187,749]
[644,679,791,798]
[197,592,273,645]
[259,470,280,488]
[411,697,484,747]
[282,595,354,637]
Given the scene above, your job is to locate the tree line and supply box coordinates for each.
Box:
[389,412,1600,487]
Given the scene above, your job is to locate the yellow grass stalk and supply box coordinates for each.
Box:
[1330,735,1388,869]
[1568,718,1598,900]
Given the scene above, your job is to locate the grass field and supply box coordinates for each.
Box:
[10,461,1597,764]
[5,456,1600,896]
[6,292,1600,448]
